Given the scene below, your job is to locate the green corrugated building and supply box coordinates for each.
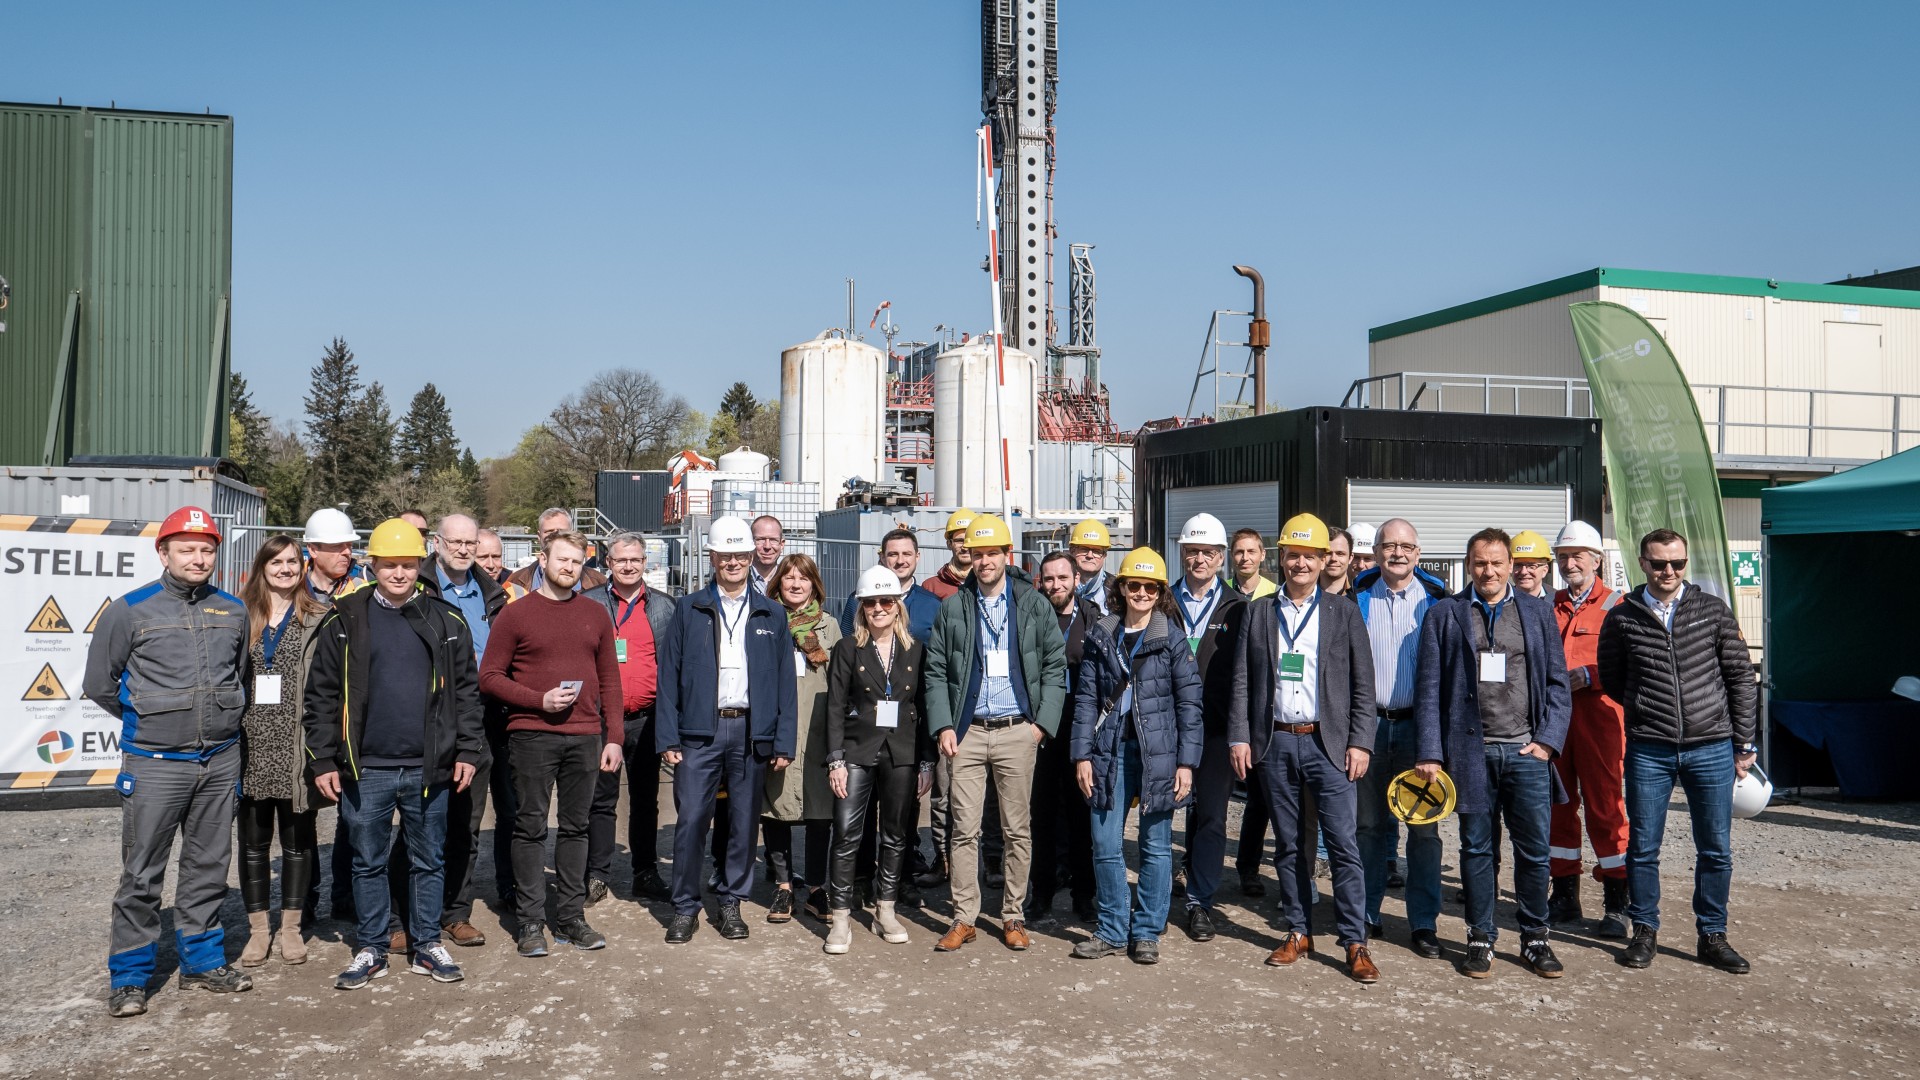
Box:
[0,101,234,465]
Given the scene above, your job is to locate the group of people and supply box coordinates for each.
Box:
[86,498,1757,1017]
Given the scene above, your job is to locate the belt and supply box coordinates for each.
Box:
[1273,722,1319,735]
[716,708,748,718]
[627,705,655,720]
[1379,707,1413,721]
[972,715,1027,730]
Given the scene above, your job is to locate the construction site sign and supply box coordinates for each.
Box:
[1,515,160,793]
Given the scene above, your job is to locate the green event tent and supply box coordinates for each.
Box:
[1761,445,1920,797]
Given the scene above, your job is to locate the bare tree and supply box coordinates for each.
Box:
[544,369,691,472]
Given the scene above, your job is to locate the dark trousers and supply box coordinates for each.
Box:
[510,731,601,929]
[1460,742,1554,942]
[764,818,831,889]
[107,747,241,989]
[485,707,518,899]
[237,797,317,912]
[588,710,660,882]
[831,748,919,909]
[1028,732,1093,909]
[670,714,768,915]
[1256,731,1367,948]
[1234,776,1272,875]
[1183,734,1234,909]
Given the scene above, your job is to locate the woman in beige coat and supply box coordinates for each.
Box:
[762,553,840,923]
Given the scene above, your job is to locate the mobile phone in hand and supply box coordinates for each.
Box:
[560,680,583,693]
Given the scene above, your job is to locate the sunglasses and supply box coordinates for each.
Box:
[1644,558,1688,572]
[1122,581,1161,593]
[860,597,898,608]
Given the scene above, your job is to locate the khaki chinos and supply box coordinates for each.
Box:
[946,719,1038,925]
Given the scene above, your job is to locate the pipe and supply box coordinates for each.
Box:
[1233,265,1269,415]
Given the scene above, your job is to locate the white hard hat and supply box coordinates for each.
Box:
[1554,520,1605,554]
[856,563,904,599]
[1177,513,1227,549]
[1348,522,1377,555]
[707,515,754,554]
[302,507,358,545]
[1731,764,1772,820]
[1893,676,1920,702]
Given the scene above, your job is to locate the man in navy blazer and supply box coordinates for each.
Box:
[1414,528,1571,980]
[656,516,799,944]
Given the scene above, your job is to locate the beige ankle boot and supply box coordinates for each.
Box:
[276,915,308,964]
[240,911,272,966]
[824,909,853,954]
[873,901,909,944]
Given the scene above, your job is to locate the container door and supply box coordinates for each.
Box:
[1163,482,1279,572]
[1346,480,1569,565]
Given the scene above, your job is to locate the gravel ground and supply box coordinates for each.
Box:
[1,788,1915,1079]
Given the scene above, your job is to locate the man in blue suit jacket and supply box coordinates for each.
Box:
[656,516,799,945]
[1414,528,1571,980]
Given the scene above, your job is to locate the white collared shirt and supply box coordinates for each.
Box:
[1276,590,1321,725]
[1646,582,1687,631]
[716,590,751,708]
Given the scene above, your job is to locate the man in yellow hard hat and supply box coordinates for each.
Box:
[1510,530,1553,599]
[924,514,1068,953]
[1228,513,1381,983]
[923,508,978,602]
[1068,518,1113,613]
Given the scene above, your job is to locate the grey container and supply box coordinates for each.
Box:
[595,470,668,533]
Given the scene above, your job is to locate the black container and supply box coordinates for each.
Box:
[596,470,669,533]
[1133,406,1604,553]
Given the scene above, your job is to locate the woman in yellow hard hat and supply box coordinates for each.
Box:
[1070,548,1203,964]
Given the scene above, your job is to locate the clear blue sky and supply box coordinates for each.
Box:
[6,2,1916,458]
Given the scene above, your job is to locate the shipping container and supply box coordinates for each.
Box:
[1134,407,1603,583]
[0,102,235,466]
[1034,440,1133,516]
[595,469,669,533]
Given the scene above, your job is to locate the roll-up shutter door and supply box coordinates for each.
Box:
[1347,481,1569,557]
[1164,482,1279,564]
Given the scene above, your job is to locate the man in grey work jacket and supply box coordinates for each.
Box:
[83,506,254,1018]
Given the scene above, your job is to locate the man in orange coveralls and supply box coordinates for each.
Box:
[1546,521,1631,939]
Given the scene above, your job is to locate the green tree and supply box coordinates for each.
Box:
[397,383,460,478]
[303,338,392,517]
[486,426,586,528]
[227,372,271,473]
[458,448,485,516]
[719,381,758,429]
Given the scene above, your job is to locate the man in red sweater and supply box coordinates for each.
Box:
[479,530,624,958]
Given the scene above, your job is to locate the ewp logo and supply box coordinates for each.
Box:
[36,730,76,766]
[1634,339,1652,357]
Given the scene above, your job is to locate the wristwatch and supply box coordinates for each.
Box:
[1736,743,1758,755]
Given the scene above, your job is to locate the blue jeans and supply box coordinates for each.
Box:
[1459,743,1552,942]
[1089,739,1174,946]
[1624,738,1734,935]
[341,766,450,954]
[1356,716,1442,930]
[1256,730,1367,947]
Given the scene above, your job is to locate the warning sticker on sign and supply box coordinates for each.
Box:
[26,597,72,634]
[85,597,113,634]
[23,664,69,701]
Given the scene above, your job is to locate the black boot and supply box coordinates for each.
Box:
[1618,924,1657,968]
[1547,875,1582,927]
[1597,878,1630,939]
[1697,932,1751,974]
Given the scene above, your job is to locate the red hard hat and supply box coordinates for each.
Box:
[156,505,222,547]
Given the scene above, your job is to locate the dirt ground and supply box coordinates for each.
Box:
[1,786,1915,1080]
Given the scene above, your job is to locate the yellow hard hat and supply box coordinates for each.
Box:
[366,518,428,559]
[1387,768,1457,826]
[1511,529,1552,561]
[1279,513,1330,551]
[1116,546,1169,584]
[1069,518,1112,549]
[945,507,978,536]
[964,513,1014,549]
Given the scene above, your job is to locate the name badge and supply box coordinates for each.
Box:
[1478,651,1507,683]
[615,639,628,664]
[795,651,808,677]
[254,674,283,705]
[985,649,1010,679]
[1279,652,1306,682]
[875,701,900,728]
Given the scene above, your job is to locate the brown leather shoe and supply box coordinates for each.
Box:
[934,922,977,952]
[389,929,409,954]
[443,921,486,948]
[1346,943,1381,983]
[1265,932,1313,967]
[1002,919,1031,951]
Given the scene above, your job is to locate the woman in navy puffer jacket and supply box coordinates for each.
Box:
[1069,548,1204,964]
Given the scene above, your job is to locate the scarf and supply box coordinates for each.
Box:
[786,599,829,666]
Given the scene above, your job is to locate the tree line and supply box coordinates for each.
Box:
[228,337,780,530]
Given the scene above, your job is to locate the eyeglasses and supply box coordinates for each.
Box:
[609,557,644,567]
[437,538,477,550]
[1122,580,1161,593]
[714,552,750,564]
[1376,542,1419,555]
[1645,558,1688,572]
[860,597,898,608]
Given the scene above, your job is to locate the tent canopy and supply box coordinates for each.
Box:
[1761,445,1920,535]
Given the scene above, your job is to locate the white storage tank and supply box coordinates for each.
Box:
[715,446,771,480]
[934,341,1036,513]
[780,330,887,511]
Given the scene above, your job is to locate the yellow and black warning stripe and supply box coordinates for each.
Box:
[0,514,160,537]
[0,768,119,791]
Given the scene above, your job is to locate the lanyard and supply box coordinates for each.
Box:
[1118,626,1148,675]
[1277,589,1319,652]
[1175,578,1220,641]
[979,594,1008,649]
[261,607,294,669]
[1476,590,1510,645]
[876,639,896,697]
[1059,603,1078,642]
[717,588,748,645]
[609,589,645,631]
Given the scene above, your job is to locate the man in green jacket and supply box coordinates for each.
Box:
[923,514,1068,953]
